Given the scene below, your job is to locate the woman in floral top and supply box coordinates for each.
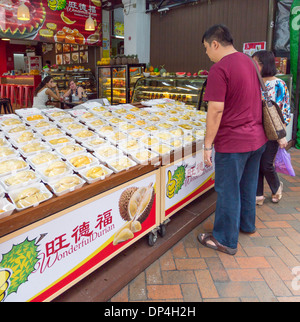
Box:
[252,50,291,205]
[265,78,291,125]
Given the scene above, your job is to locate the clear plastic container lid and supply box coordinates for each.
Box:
[10,182,53,211]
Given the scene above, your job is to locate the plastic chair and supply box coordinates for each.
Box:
[0,84,6,98]
[0,98,13,114]
[8,84,18,105]
[5,85,10,99]
[18,85,34,108]
[24,85,34,107]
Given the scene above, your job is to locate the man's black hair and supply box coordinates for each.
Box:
[202,24,233,46]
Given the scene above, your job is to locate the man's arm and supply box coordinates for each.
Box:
[204,101,224,166]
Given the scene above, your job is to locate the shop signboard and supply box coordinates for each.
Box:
[243,42,266,56]
[162,149,215,220]
[0,0,102,46]
[0,171,159,302]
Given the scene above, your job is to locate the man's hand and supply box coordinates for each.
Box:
[204,149,213,167]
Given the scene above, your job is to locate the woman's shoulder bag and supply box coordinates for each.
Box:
[251,57,286,141]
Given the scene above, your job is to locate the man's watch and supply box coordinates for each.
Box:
[203,144,213,151]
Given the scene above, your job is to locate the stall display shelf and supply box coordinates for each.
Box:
[132,76,207,109]
[0,101,215,302]
[97,64,145,105]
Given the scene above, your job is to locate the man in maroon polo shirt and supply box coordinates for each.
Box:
[198,24,267,255]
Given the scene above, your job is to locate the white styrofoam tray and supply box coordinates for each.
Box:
[9,182,53,211]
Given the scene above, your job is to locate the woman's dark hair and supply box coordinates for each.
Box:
[34,75,53,96]
[252,50,277,77]
[202,24,233,46]
[68,78,76,87]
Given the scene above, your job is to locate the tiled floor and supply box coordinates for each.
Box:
[110,147,300,302]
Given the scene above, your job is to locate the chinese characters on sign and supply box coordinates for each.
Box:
[0,0,102,45]
[45,209,114,259]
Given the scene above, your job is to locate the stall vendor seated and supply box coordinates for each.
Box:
[63,79,84,102]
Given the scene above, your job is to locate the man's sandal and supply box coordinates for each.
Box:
[197,233,237,255]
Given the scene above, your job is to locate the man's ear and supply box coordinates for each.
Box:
[211,40,219,50]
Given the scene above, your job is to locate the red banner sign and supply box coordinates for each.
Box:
[0,0,102,46]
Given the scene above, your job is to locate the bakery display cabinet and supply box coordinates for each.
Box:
[98,64,145,104]
[131,76,207,109]
[49,71,97,99]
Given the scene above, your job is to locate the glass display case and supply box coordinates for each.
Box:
[131,76,207,109]
[49,71,97,99]
[98,64,145,104]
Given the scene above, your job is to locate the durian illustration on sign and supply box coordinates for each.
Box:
[166,165,186,199]
[0,269,11,302]
[0,237,41,302]
[114,183,155,245]
[48,0,67,10]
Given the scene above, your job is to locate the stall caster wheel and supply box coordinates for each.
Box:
[148,231,157,246]
[158,224,166,237]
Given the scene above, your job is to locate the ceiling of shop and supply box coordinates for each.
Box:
[101,0,205,11]
[147,0,197,9]
[102,0,123,10]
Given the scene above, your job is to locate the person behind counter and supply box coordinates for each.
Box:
[32,76,62,109]
[63,79,84,101]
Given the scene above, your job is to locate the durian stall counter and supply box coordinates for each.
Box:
[0,100,215,302]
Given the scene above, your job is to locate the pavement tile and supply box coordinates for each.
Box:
[147,285,183,300]
[160,250,176,271]
[172,241,187,258]
[283,228,300,245]
[227,269,263,282]
[175,258,207,270]
[205,257,229,282]
[146,261,163,285]
[271,245,300,268]
[259,268,292,297]
[185,247,201,258]
[194,270,219,299]
[162,270,196,284]
[129,272,147,301]
[218,252,240,269]
[250,281,278,302]
[110,286,128,302]
[214,281,256,298]
[266,257,294,281]
[258,228,287,237]
[243,247,276,257]
[180,283,202,302]
[236,257,271,269]
[264,221,292,229]
[278,236,300,256]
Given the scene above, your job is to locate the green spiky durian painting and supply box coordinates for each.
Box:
[0,238,40,302]
[166,165,186,199]
[172,165,186,194]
